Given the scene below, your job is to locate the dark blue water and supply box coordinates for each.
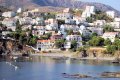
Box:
[0,57,120,80]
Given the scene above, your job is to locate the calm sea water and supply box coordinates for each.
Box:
[0,56,120,80]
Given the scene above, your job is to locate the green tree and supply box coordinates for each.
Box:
[106,45,116,54]
[16,20,22,33]
[28,37,37,46]
[90,32,98,39]
[66,29,73,35]
[113,38,120,50]
[71,40,77,51]
[86,17,94,23]
[55,39,65,48]
[103,25,114,32]
[104,38,112,46]
[89,36,104,46]
[77,46,85,52]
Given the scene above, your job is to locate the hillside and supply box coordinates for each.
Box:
[0,0,120,16]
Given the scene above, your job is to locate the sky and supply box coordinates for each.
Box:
[78,0,120,11]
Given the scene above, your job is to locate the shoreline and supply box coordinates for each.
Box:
[30,53,116,61]
[9,52,117,61]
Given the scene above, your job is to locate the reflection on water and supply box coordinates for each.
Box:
[0,56,120,80]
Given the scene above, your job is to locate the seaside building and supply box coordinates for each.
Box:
[65,35,82,49]
[102,32,119,42]
[37,40,55,51]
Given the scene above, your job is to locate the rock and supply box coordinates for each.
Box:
[62,73,92,79]
[101,72,120,78]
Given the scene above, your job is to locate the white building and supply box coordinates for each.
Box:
[60,24,79,32]
[81,6,95,18]
[107,21,120,29]
[37,40,55,51]
[106,11,115,18]
[2,18,17,31]
[33,26,46,36]
[58,25,67,38]
[73,16,86,24]
[94,20,106,27]
[45,19,58,30]
[87,27,103,36]
[2,11,16,18]
[19,17,33,25]
[56,13,73,20]
[79,25,91,36]
[17,8,22,13]
[33,17,45,25]
[102,32,119,42]
[114,18,120,22]
[65,35,82,49]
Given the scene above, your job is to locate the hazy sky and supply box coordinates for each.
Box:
[78,0,120,11]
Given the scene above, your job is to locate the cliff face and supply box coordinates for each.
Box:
[0,0,120,15]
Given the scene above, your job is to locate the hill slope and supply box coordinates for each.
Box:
[0,0,120,16]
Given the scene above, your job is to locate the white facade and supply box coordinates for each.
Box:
[56,13,73,20]
[114,18,120,22]
[94,20,106,27]
[87,27,103,36]
[81,6,95,18]
[65,35,82,48]
[37,40,55,51]
[106,11,115,18]
[79,25,91,36]
[2,11,16,18]
[33,26,46,36]
[102,32,119,42]
[19,17,33,25]
[2,18,17,27]
[107,21,120,28]
[17,8,22,13]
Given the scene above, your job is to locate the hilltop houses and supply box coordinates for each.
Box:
[1,5,120,52]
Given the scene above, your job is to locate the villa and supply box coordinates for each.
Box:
[37,40,55,51]
[102,32,119,42]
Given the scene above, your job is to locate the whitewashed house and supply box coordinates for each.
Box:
[73,16,86,24]
[65,35,82,49]
[81,6,95,18]
[45,19,58,30]
[107,21,120,29]
[61,24,79,32]
[106,11,115,18]
[32,26,46,37]
[102,32,119,42]
[87,27,103,36]
[58,25,67,38]
[2,11,16,18]
[56,13,73,20]
[2,18,17,31]
[94,20,106,27]
[79,25,91,36]
[19,17,33,25]
[33,17,45,25]
[17,8,22,13]
[114,18,120,22]
[37,40,55,51]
